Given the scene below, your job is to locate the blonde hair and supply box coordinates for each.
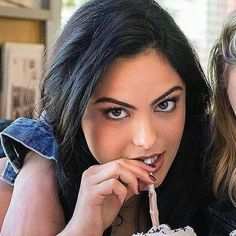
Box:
[209,10,236,206]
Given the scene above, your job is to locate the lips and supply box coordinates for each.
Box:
[137,152,165,172]
[134,152,165,192]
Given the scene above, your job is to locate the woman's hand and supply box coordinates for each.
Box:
[59,159,155,236]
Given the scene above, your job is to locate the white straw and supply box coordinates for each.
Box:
[148,182,159,227]
[144,158,160,227]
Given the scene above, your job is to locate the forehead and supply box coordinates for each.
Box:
[92,50,184,98]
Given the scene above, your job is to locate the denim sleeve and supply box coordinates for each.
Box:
[0,116,57,185]
[0,162,17,186]
[0,143,5,158]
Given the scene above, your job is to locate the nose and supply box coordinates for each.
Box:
[132,117,157,150]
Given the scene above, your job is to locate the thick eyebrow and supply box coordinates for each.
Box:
[94,97,136,109]
[150,85,183,107]
[94,85,183,109]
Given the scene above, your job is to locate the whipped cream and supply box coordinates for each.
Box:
[132,224,197,236]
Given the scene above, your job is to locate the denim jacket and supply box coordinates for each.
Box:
[208,199,236,236]
[0,115,57,185]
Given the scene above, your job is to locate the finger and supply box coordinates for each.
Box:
[117,159,156,184]
[119,158,156,172]
[90,163,139,195]
[82,159,155,192]
[93,178,128,205]
[85,158,155,176]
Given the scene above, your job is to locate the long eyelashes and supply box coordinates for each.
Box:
[102,107,129,121]
[100,95,180,121]
[155,96,180,113]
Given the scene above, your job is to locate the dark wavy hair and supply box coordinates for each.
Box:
[41,0,212,235]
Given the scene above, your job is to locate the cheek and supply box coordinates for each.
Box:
[153,108,185,186]
[163,107,185,151]
[82,117,128,164]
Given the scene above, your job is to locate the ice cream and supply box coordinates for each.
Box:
[132,224,197,236]
[230,230,236,236]
[132,157,197,236]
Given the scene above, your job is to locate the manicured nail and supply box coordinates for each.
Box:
[149,174,156,181]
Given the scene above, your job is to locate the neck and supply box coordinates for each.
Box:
[111,194,149,236]
[111,195,139,235]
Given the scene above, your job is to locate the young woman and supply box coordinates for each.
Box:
[208,11,236,235]
[0,0,212,235]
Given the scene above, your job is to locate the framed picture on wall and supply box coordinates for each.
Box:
[0,0,41,8]
[1,42,44,119]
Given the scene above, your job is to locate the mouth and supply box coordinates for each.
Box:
[136,152,165,171]
[136,152,165,192]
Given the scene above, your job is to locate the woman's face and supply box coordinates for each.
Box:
[82,50,186,187]
[228,66,236,116]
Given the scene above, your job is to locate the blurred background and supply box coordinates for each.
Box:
[0,0,235,119]
[62,0,236,72]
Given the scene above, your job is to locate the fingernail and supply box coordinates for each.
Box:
[149,174,156,181]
